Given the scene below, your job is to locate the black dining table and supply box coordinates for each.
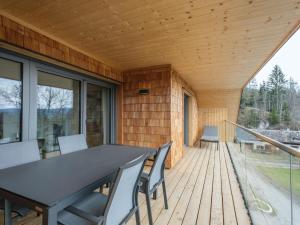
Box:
[0,144,156,225]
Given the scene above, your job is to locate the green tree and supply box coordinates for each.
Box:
[282,102,290,124]
[267,65,287,122]
[269,108,279,125]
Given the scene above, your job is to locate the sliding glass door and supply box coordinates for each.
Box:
[37,71,81,153]
[0,58,22,144]
[0,51,116,157]
[86,83,110,147]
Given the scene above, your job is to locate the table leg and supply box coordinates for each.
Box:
[4,199,12,225]
[42,207,57,225]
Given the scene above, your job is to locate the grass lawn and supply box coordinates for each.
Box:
[257,166,300,197]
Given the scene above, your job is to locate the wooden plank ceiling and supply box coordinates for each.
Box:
[0,0,299,90]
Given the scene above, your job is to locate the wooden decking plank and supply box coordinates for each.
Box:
[127,147,196,225]
[133,147,199,225]
[196,143,215,225]
[167,148,208,225]
[153,147,204,225]
[222,143,251,225]
[220,144,238,225]
[181,146,211,225]
[210,145,223,225]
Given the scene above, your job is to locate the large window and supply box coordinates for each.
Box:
[0,58,22,144]
[0,51,116,155]
[37,71,80,153]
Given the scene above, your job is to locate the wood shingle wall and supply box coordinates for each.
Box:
[123,65,172,167]
[197,89,242,141]
[123,66,200,168]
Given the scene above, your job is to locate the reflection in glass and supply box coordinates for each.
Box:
[86,83,108,147]
[0,58,22,144]
[37,71,80,154]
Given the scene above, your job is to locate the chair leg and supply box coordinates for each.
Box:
[162,180,168,209]
[200,141,202,148]
[135,208,141,225]
[153,190,157,200]
[99,185,104,193]
[145,192,153,225]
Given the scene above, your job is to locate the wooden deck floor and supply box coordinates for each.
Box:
[0,143,251,225]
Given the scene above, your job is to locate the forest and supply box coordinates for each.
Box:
[238,65,300,130]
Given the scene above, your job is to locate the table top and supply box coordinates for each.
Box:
[0,144,156,207]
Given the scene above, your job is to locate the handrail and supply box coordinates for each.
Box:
[225,120,300,158]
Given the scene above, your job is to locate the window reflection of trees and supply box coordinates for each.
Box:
[0,78,22,143]
[37,85,76,153]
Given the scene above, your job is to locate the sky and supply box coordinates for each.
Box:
[254,28,300,85]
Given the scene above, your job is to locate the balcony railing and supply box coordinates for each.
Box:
[225,120,300,225]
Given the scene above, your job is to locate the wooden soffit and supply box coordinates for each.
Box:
[0,0,299,90]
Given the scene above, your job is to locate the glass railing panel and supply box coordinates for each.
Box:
[225,121,294,225]
[246,143,291,225]
[292,155,300,225]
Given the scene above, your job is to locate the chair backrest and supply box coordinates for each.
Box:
[148,141,172,191]
[203,126,219,137]
[236,127,257,142]
[58,134,88,155]
[104,153,148,225]
[0,140,40,169]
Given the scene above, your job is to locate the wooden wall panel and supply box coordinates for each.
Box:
[197,89,242,141]
[198,108,228,141]
[0,15,122,82]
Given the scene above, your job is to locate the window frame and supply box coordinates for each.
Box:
[0,52,30,143]
[0,50,117,148]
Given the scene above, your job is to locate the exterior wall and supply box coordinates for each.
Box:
[0,15,122,82]
[122,66,199,168]
[122,65,172,167]
[197,89,242,141]
[170,70,199,166]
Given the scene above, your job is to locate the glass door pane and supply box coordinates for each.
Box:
[37,71,80,155]
[0,58,22,144]
[86,83,108,147]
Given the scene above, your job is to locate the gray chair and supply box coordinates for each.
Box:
[200,126,219,150]
[58,134,88,155]
[58,153,149,225]
[139,142,172,225]
[0,140,40,217]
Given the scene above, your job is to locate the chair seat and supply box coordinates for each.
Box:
[58,192,108,225]
[0,198,31,217]
[201,136,219,142]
